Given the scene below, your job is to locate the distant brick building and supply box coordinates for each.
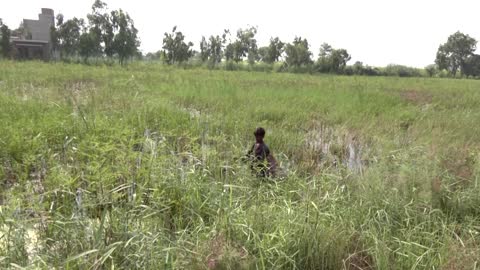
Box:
[11,8,55,60]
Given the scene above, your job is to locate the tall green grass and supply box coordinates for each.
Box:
[0,61,479,269]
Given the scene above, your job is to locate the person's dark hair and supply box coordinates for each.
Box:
[254,127,266,137]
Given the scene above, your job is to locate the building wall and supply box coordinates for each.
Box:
[15,8,55,60]
[23,9,54,42]
[14,43,49,60]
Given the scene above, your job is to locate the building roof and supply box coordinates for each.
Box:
[12,39,49,44]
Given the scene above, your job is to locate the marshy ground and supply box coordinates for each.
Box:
[0,61,479,269]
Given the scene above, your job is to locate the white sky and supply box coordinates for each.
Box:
[2,0,479,67]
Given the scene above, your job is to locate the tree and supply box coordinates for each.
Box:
[435,31,477,76]
[224,27,257,63]
[257,46,268,62]
[85,0,106,57]
[316,43,351,73]
[352,61,364,75]
[162,26,194,65]
[284,37,313,68]
[224,43,234,62]
[239,27,258,64]
[87,0,115,58]
[331,49,351,72]
[259,37,284,64]
[425,64,437,77]
[316,43,332,72]
[199,31,227,66]
[209,34,227,64]
[12,22,29,39]
[79,30,98,62]
[319,43,333,58]
[110,9,139,65]
[463,54,480,78]
[50,21,60,58]
[230,41,244,62]
[199,36,209,62]
[56,13,64,26]
[76,1,110,62]
[56,17,84,58]
[145,51,162,61]
[0,20,12,58]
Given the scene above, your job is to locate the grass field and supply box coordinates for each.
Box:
[0,61,479,269]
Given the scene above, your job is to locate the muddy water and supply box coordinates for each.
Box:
[346,142,364,173]
[0,158,48,263]
[307,124,367,173]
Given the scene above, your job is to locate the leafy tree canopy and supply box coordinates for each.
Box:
[162,26,194,65]
[435,31,477,76]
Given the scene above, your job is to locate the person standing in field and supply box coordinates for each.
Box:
[247,127,277,178]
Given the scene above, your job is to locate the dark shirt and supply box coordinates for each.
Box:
[248,142,271,177]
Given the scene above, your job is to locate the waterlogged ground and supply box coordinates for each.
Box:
[0,61,479,269]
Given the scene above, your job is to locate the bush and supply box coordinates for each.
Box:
[223,60,242,71]
[363,66,381,76]
[425,64,438,77]
[382,64,422,77]
[248,62,274,73]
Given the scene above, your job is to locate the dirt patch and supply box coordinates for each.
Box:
[442,241,479,270]
[15,82,48,101]
[344,250,374,270]
[197,233,250,270]
[343,234,375,270]
[400,89,432,106]
[65,80,98,114]
[29,161,47,195]
[66,80,97,96]
[1,161,18,205]
[441,147,475,184]
[2,160,17,188]
[66,79,98,88]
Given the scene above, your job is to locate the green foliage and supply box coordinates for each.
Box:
[258,37,284,64]
[199,31,227,67]
[79,30,100,62]
[87,0,113,57]
[425,64,438,77]
[110,9,139,65]
[316,43,351,73]
[0,22,12,58]
[435,31,477,76]
[144,51,162,61]
[199,36,208,62]
[162,26,194,65]
[225,27,258,64]
[56,17,84,58]
[224,42,234,62]
[11,21,29,39]
[463,54,480,78]
[284,37,313,69]
[49,1,139,64]
[382,64,422,77]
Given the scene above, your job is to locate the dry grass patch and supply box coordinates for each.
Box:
[400,89,432,106]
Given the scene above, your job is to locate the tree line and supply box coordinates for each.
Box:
[153,26,354,74]
[151,26,480,78]
[51,0,140,65]
[0,1,140,65]
[1,1,480,78]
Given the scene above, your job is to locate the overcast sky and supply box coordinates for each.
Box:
[2,0,479,67]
